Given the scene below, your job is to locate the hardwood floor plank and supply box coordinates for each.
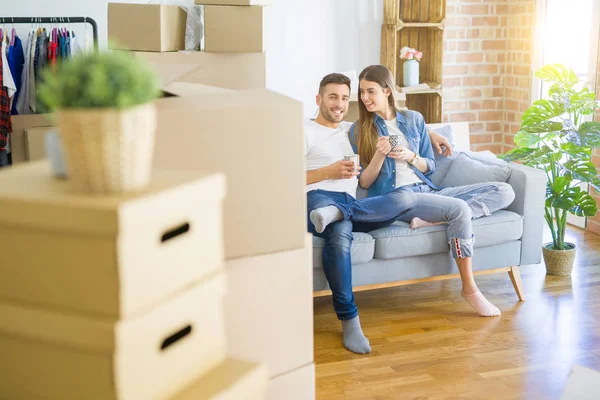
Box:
[314,227,600,399]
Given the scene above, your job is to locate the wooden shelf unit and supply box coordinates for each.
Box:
[381,0,446,124]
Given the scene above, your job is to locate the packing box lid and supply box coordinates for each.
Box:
[0,161,226,236]
[171,358,269,400]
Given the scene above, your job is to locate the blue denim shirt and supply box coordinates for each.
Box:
[349,110,439,197]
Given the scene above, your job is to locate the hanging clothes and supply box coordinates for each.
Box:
[15,31,32,115]
[0,45,13,166]
[29,29,36,114]
[2,36,16,106]
[8,34,25,115]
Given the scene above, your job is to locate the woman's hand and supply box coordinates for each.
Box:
[375,137,392,157]
[387,146,414,162]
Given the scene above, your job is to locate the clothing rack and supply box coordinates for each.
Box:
[0,17,98,51]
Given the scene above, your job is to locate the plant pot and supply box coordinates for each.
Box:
[56,103,156,194]
[403,59,420,87]
[542,242,576,276]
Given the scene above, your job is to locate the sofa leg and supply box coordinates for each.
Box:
[508,266,525,301]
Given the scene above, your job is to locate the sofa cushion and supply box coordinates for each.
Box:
[312,232,374,269]
[369,210,523,260]
[441,153,512,187]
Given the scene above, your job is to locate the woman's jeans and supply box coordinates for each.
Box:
[398,182,516,259]
[306,188,416,320]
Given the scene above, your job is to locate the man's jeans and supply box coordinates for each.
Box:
[307,189,415,320]
[396,182,515,259]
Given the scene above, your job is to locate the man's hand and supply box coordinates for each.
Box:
[325,160,359,179]
[428,129,452,157]
[387,146,414,161]
[376,137,392,157]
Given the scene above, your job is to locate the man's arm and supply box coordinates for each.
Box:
[306,160,358,184]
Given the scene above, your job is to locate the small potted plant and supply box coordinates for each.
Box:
[399,46,423,87]
[39,50,160,194]
[500,64,600,276]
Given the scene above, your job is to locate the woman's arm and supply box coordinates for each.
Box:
[415,114,436,175]
[387,147,428,173]
[359,137,391,189]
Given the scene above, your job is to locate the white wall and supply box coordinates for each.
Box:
[2,0,383,116]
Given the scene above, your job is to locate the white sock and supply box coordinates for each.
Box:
[461,290,501,317]
[310,206,343,233]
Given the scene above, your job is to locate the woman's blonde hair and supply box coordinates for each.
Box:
[355,65,399,167]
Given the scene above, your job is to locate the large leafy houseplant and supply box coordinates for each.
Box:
[500,65,600,261]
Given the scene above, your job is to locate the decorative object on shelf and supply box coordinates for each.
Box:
[38,50,160,194]
[500,64,600,276]
[44,129,67,178]
[399,46,422,87]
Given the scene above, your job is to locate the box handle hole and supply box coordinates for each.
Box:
[161,222,190,243]
[160,325,192,351]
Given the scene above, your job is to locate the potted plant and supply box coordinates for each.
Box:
[38,50,160,194]
[500,64,600,276]
[399,46,422,87]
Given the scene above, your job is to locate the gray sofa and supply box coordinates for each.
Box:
[312,149,547,297]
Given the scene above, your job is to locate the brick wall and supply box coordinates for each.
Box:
[442,0,535,154]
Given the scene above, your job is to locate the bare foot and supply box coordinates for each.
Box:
[410,217,439,230]
[461,290,501,317]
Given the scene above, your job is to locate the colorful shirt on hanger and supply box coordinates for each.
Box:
[0,52,12,151]
[8,35,24,115]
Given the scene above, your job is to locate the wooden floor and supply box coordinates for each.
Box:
[313,227,600,400]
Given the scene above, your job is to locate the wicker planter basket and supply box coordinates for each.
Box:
[56,103,156,194]
[542,242,576,276]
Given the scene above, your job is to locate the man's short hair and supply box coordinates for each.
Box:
[319,73,351,95]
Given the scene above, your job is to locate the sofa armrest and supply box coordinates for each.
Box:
[505,162,547,265]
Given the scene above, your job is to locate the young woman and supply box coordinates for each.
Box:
[349,65,515,317]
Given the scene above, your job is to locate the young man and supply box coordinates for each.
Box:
[306,73,451,354]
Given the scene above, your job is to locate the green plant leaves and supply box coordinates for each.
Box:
[514,131,543,148]
[38,51,160,110]
[535,64,578,84]
[578,122,600,147]
[522,100,565,127]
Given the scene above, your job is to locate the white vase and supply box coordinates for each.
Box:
[45,129,68,179]
[403,59,420,87]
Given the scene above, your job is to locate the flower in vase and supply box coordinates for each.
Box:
[399,46,423,62]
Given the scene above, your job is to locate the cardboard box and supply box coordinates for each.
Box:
[196,0,271,5]
[0,161,226,317]
[267,363,315,400]
[10,114,53,164]
[0,273,228,400]
[223,235,313,377]
[24,126,53,162]
[204,6,267,53]
[153,89,305,260]
[344,92,407,123]
[135,50,267,90]
[108,3,187,52]
[171,358,269,400]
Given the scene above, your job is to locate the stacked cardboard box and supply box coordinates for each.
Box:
[151,78,315,399]
[0,162,268,399]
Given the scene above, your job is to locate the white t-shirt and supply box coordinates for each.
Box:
[385,119,422,188]
[305,120,357,198]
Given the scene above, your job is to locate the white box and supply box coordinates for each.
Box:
[0,161,226,317]
[0,273,228,400]
[224,234,313,377]
[196,0,272,5]
[267,363,315,400]
[171,358,269,400]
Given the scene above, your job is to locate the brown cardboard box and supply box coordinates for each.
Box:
[205,5,267,53]
[153,89,305,260]
[0,272,227,400]
[24,126,53,161]
[267,363,315,400]
[108,3,187,52]
[170,359,269,400]
[10,114,53,164]
[135,50,267,90]
[0,161,226,317]
[196,0,271,5]
[223,235,313,378]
